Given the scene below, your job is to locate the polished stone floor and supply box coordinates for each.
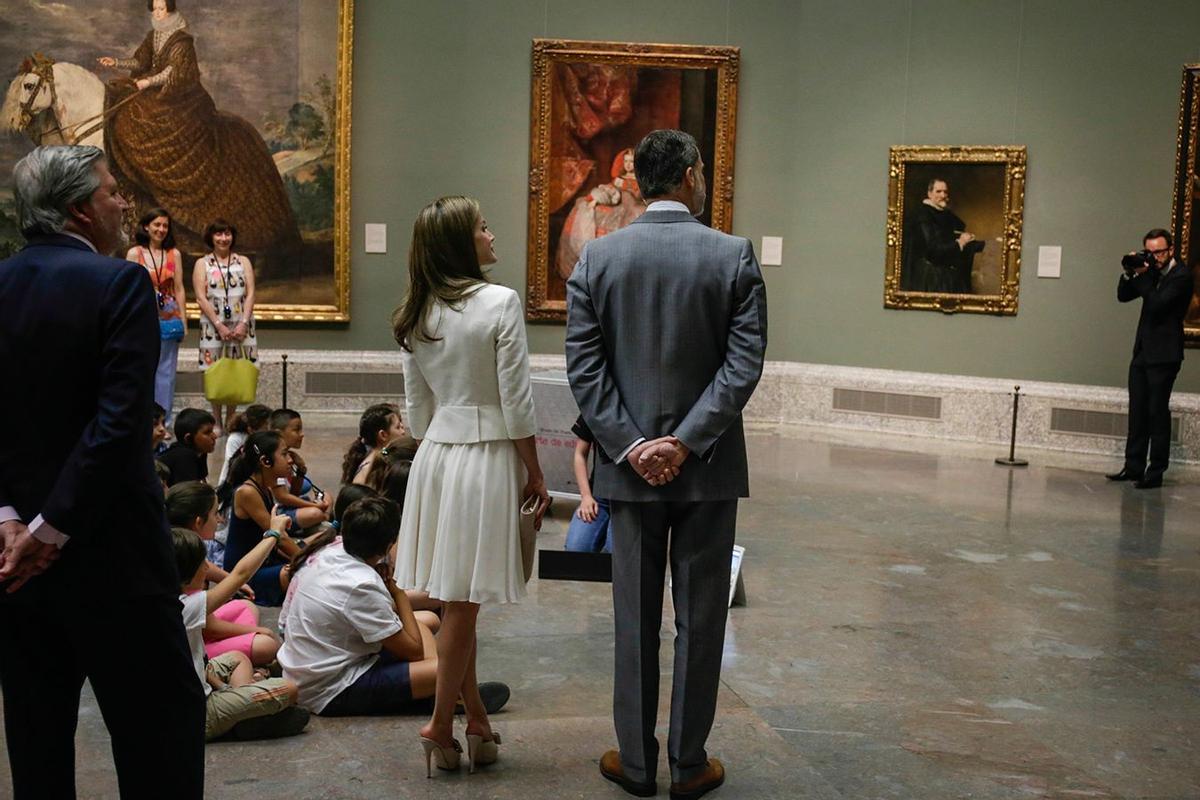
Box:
[3,423,1199,799]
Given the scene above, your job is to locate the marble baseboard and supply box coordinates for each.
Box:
[172,350,1200,463]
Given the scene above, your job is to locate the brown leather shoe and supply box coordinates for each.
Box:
[669,758,725,800]
[600,749,657,797]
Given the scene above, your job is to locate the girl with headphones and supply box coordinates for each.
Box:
[219,430,302,606]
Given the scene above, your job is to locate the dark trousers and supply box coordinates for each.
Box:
[1124,357,1181,479]
[0,594,205,800]
[319,651,415,717]
[609,499,737,785]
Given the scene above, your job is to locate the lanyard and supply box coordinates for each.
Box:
[145,246,167,308]
[212,253,235,318]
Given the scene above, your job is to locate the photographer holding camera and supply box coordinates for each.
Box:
[1106,228,1194,488]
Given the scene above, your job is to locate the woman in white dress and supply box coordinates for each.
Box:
[392,196,550,774]
[193,218,258,435]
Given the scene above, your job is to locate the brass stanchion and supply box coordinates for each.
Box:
[280,355,290,410]
[995,385,1029,467]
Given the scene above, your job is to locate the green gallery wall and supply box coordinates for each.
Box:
[265,0,1200,393]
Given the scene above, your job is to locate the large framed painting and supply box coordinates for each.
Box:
[884,146,1026,315]
[1171,63,1200,344]
[0,0,353,322]
[526,39,740,322]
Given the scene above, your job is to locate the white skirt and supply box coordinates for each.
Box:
[395,439,526,604]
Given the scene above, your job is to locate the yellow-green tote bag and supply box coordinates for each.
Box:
[203,345,259,405]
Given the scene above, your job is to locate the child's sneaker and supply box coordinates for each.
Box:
[229,706,310,741]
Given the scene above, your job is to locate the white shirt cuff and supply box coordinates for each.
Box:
[0,506,19,524]
[29,515,70,548]
[617,437,646,466]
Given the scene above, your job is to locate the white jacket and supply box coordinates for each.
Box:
[401,283,537,444]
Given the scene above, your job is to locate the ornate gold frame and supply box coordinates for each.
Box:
[187,0,353,323]
[884,145,1026,315]
[1171,64,1200,344]
[525,39,740,322]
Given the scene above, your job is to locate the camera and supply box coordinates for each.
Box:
[1121,250,1154,274]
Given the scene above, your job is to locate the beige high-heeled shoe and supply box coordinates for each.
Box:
[419,735,462,777]
[466,730,501,773]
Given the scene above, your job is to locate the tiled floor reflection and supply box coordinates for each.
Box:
[3,424,1198,799]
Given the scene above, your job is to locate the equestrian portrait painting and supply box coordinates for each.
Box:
[0,0,353,321]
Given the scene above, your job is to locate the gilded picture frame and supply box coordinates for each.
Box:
[884,146,1026,315]
[526,39,740,322]
[1170,63,1200,344]
[0,0,353,323]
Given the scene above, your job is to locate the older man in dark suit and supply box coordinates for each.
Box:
[0,145,204,798]
[567,130,767,800]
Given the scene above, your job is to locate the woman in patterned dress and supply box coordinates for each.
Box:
[125,206,186,422]
[193,218,258,435]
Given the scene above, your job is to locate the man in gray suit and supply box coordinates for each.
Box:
[566,129,767,800]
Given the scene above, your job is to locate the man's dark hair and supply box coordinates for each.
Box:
[340,496,402,562]
[634,130,701,199]
[171,527,206,585]
[926,177,948,193]
[1144,228,1173,248]
[174,408,215,446]
[270,408,302,431]
[147,0,177,10]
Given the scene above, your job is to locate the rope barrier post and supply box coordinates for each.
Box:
[995,385,1029,467]
[281,354,289,410]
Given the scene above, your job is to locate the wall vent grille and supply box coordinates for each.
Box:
[832,388,941,420]
[305,372,405,396]
[1050,407,1180,443]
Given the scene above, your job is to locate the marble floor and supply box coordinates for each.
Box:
[3,423,1199,799]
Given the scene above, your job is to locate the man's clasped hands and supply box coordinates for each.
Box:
[628,435,690,487]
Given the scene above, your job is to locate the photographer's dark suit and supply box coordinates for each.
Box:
[1117,259,1194,482]
[0,235,204,798]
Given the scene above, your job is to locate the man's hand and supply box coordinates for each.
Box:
[0,521,61,593]
[628,437,688,486]
[956,232,976,249]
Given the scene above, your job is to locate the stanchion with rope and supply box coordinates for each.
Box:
[995,385,1029,467]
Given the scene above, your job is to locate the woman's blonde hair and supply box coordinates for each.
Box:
[391,195,488,350]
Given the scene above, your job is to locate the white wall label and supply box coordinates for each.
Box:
[761,236,783,266]
[1037,245,1061,278]
[365,223,387,254]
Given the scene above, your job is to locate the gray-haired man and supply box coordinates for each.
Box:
[567,130,767,799]
[0,146,204,798]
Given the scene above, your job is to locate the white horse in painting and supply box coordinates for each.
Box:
[1,60,105,148]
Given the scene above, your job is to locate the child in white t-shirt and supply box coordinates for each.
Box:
[278,496,437,716]
[173,515,309,741]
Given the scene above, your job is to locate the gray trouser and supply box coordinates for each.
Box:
[609,499,737,785]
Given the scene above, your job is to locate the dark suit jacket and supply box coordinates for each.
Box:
[0,235,178,602]
[1118,260,1195,365]
[565,209,768,502]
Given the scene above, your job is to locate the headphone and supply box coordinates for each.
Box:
[248,440,275,467]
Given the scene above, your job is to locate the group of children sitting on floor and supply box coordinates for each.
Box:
[152,403,508,743]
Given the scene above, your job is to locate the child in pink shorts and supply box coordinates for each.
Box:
[166,481,281,665]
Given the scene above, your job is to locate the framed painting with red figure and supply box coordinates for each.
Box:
[525,39,740,321]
